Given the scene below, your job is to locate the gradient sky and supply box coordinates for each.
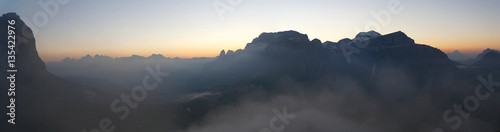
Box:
[1,0,500,62]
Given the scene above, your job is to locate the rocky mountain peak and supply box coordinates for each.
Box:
[1,12,47,75]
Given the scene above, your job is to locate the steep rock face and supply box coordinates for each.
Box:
[355,31,451,67]
[1,13,107,132]
[175,30,467,129]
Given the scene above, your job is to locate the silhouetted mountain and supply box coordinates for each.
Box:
[357,31,458,85]
[218,50,226,58]
[335,31,381,48]
[0,13,46,76]
[460,48,500,65]
[447,50,472,61]
[1,13,108,132]
[201,31,332,87]
[5,12,500,131]
[199,31,459,91]
[477,48,499,60]
[158,30,500,132]
[353,30,382,42]
[148,54,166,59]
[474,51,500,66]
[167,30,468,129]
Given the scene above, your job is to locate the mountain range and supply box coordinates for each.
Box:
[2,12,500,132]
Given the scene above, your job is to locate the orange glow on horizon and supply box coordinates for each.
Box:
[39,31,500,62]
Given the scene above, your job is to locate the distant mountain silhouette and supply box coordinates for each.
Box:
[474,50,500,66]
[201,31,457,89]
[447,50,472,61]
[357,31,458,85]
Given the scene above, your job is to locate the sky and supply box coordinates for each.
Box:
[1,0,500,62]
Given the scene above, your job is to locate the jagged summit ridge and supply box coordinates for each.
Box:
[244,30,310,51]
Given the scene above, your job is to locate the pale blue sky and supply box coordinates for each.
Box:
[1,0,499,61]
